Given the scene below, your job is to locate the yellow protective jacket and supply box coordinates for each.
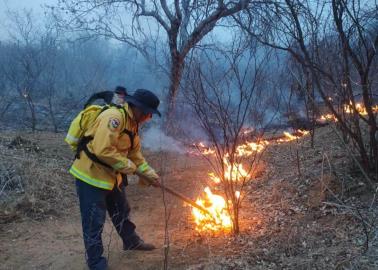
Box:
[69,104,146,190]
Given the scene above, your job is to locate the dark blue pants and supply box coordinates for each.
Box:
[75,179,141,270]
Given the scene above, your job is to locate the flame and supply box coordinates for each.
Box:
[277,129,309,142]
[195,142,215,155]
[347,103,378,115]
[344,102,368,115]
[208,156,250,184]
[208,172,221,184]
[319,113,338,122]
[192,157,249,232]
[190,130,311,233]
[202,148,216,155]
[235,140,269,156]
[318,103,378,123]
[297,129,309,136]
[242,127,254,135]
[192,187,233,232]
[193,139,268,157]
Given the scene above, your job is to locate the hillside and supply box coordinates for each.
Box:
[1,126,377,269]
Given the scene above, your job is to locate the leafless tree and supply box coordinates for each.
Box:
[51,0,255,122]
[1,10,53,131]
[235,0,378,178]
[286,55,317,145]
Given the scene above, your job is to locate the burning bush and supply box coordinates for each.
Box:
[183,40,282,234]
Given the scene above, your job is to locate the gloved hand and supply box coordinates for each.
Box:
[136,163,159,186]
[119,159,137,175]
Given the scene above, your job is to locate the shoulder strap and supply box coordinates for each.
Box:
[117,105,137,150]
[81,137,113,169]
[122,129,135,149]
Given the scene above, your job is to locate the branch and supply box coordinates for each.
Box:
[181,0,251,57]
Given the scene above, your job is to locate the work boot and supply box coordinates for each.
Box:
[124,240,156,251]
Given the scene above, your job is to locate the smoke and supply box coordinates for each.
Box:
[141,126,185,153]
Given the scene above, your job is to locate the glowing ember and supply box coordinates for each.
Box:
[192,187,232,232]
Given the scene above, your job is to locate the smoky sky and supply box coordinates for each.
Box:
[0,0,56,38]
[1,0,55,12]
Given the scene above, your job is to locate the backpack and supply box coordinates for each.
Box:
[83,91,114,109]
[65,104,135,153]
[83,87,127,109]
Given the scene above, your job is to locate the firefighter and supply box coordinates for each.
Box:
[83,85,127,109]
[70,89,161,270]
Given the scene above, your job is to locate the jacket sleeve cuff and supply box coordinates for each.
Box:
[112,161,126,170]
[137,162,149,173]
[113,159,136,172]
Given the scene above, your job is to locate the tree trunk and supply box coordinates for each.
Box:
[25,95,36,132]
[232,204,240,234]
[0,101,12,121]
[361,77,378,173]
[48,96,58,133]
[165,55,184,128]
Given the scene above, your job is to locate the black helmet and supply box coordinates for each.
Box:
[125,89,161,117]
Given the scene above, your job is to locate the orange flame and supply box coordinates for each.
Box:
[191,129,311,232]
[344,102,368,115]
[193,139,268,157]
[277,129,309,142]
[208,156,250,183]
[192,187,234,232]
[194,142,215,156]
[235,140,269,156]
[319,114,338,122]
[242,127,254,135]
[319,102,378,122]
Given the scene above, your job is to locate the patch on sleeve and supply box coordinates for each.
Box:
[108,118,120,130]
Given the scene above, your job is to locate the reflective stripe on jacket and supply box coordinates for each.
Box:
[69,104,146,190]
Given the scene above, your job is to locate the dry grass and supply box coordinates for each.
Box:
[0,132,75,223]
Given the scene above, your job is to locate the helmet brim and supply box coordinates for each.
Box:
[125,96,161,117]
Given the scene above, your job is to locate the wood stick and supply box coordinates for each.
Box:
[135,171,213,216]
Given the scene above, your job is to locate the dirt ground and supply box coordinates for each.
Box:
[1,127,378,269]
